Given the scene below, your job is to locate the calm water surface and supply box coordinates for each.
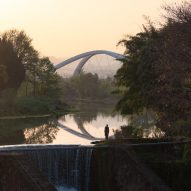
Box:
[0,102,128,146]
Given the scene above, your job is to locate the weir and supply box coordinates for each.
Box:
[0,143,177,191]
[0,145,93,191]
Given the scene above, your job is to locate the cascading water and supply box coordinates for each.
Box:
[0,145,93,191]
[84,149,93,191]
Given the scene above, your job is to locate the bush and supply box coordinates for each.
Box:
[15,97,57,114]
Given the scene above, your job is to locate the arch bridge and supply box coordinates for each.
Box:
[55,50,125,76]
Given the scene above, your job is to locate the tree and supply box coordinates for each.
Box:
[1,30,39,95]
[1,29,39,70]
[115,1,191,135]
[0,39,25,91]
[1,30,60,97]
[0,65,8,88]
[70,72,99,98]
[115,25,159,114]
[37,57,60,96]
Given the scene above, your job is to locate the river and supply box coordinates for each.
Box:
[0,102,128,191]
[0,102,128,146]
[0,102,166,191]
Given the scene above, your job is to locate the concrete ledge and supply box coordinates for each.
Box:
[0,153,56,191]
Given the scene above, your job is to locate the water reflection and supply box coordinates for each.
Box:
[51,102,129,145]
[0,102,129,145]
[0,117,49,145]
[0,103,131,145]
[0,102,165,146]
[55,113,128,144]
[24,119,59,144]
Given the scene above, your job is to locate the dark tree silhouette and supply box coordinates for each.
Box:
[0,39,25,91]
[115,1,191,135]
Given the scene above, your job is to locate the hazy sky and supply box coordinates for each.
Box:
[0,0,181,58]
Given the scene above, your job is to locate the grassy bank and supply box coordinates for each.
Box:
[0,96,71,117]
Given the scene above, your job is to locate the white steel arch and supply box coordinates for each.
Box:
[54,50,125,75]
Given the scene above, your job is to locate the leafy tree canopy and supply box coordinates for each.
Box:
[1,29,39,70]
[0,39,25,91]
[0,29,60,97]
[115,1,191,134]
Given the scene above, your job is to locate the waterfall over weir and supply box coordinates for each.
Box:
[0,145,93,191]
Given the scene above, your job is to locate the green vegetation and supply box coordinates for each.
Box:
[0,30,118,116]
[115,1,191,137]
[0,38,24,91]
[111,3,191,190]
[60,72,119,101]
[1,29,61,97]
[0,29,66,116]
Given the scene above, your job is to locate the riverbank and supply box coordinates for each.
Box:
[0,114,51,120]
[0,96,71,117]
[0,96,117,118]
[0,101,126,146]
[91,138,191,191]
[0,117,57,145]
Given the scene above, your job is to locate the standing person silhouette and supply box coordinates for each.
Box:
[104,124,109,140]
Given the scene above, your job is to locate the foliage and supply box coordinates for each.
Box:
[1,29,60,97]
[71,72,99,98]
[115,1,191,135]
[114,125,143,139]
[0,65,8,87]
[33,57,61,97]
[60,72,118,100]
[115,26,158,114]
[0,39,25,91]
[1,29,39,70]
[173,120,191,137]
[0,89,17,115]
[0,29,64,115]
[15,97,58,114]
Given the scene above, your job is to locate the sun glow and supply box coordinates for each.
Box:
[0,0,182,58]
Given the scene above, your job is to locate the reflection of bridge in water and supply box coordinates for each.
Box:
[54,50,126,141]
[55,50,125,76]
[57,121,104,141]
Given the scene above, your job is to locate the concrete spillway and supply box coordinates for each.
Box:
[0,145,93,191]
